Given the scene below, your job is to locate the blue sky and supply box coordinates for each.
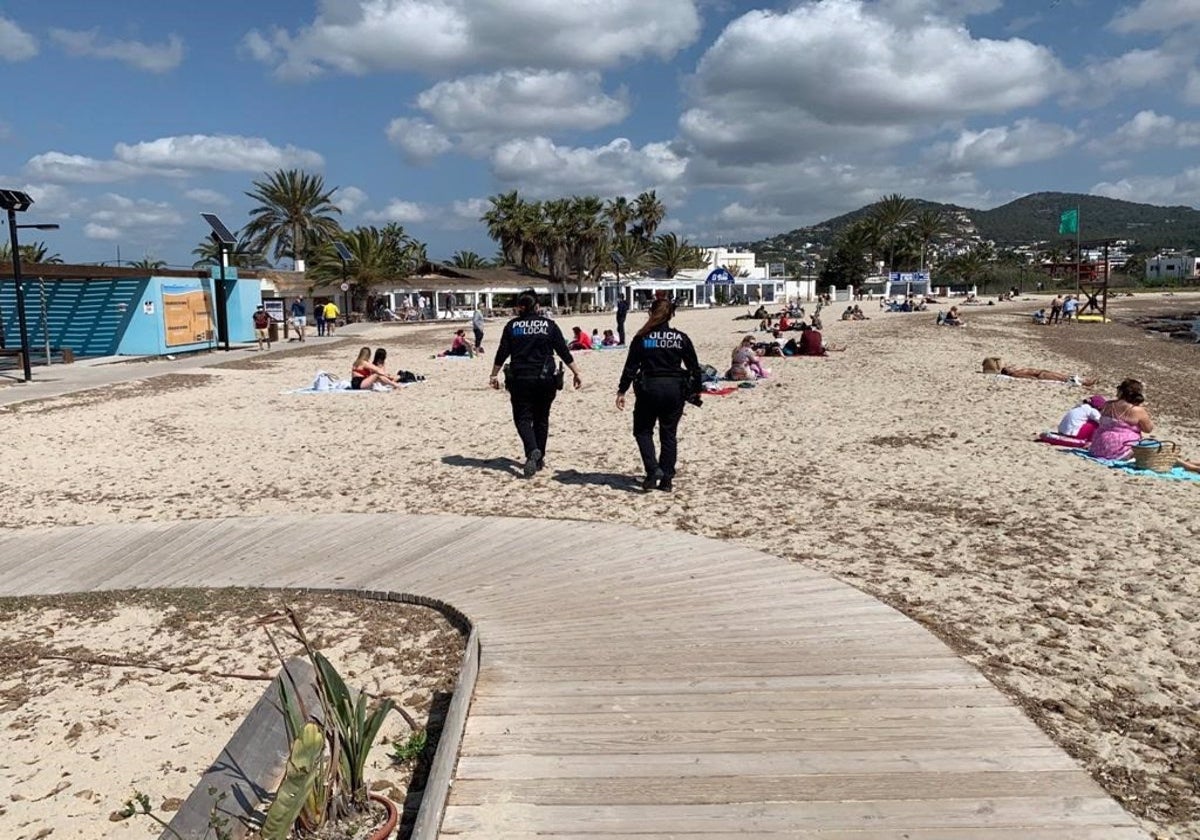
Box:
[2,0,1198,268]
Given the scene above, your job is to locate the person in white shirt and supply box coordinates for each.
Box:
[1058,394,1107,439]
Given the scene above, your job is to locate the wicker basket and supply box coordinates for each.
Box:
[1131,439,1178,472]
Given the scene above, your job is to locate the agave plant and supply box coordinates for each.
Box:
[258,608,410,836]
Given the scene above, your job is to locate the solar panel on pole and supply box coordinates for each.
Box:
[334,241,353,262]
[201,213,237,245]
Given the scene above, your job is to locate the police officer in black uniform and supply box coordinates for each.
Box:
[615,297,702,492]
[490,293,582,477]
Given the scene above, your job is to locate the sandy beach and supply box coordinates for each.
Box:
[1,294,1198,838]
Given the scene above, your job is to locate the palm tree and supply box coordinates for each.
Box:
[648,232,705,279]
[611,234,648,275]
[604,196,634,238]
[567,195,607,309]
[309,226,426,308]
[912,208,948,272]
[191,236,271,270]
[243,168,342,270]
[450,250,487,268]
[633,190,665,240]
[18,241,62,264]
[481,190,526,266]
[130,257,167,270]
[871,193,917,272]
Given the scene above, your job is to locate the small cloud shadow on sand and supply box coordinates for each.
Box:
[441,455,521,476]
[551,469,641,493]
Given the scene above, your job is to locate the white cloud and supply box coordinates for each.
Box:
[490,136,687,196]
[333,186,368,215]
[930,119,1079,170]
[24,152,150,184]
[183,188,231,206]
[416,70,629,135]
[680,0,1065,164]
[451,197,488,222]
[27,135,323,184]
[363,199,428,223]
[1094,110,1200,154]
[243,0,701,79]
[115,135,323,171]
[385,118,454,163]
[90,194,185,229]
[0,16,37,61]
[1091,168,1200,205]
[1077,47,1189,102]
[1109,0,1200,34]
[84,223,122,240]
[49,29,184,73]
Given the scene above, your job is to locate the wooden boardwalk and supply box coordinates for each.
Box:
[0,514,1145,838]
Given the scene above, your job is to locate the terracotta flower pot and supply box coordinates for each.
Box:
[367,793,399,840]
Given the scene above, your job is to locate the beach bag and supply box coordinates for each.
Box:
[1131,439,1178,472]
[310,371,338,391]
[981,357,1002,373]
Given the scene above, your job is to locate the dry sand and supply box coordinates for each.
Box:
[1,294,1198,838]
[0,590,464,840]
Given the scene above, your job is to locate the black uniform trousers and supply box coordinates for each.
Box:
[632,376,686,478]
[616,315,627,347]
[508,379,558,458]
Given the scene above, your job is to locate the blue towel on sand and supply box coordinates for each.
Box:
[1066,449,1200,482]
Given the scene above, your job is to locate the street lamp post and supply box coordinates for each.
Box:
[201,213,237,351]
[334,241,353,323]
[1,189,60,382]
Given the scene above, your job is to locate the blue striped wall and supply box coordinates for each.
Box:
[0,277,146,357]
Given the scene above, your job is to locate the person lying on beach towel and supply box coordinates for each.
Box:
[981,357,1096,386]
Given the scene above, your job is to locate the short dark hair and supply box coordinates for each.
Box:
[516,293,537,314]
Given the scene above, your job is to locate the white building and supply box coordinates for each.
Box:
[1146,253,1199,281]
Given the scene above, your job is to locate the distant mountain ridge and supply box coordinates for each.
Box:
[742,192,1200,255]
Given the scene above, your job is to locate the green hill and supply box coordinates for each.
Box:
[741,192,1200,257]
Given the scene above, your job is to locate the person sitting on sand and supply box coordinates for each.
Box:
[1089,378,1152,460]
[1058,395,1106,441]
[727,336,766,380]
[777,312,792,331]
[989,360,1097,386]
[350,346,398,390]
[1033,308,1047,325]
[944,306,963,327]
[568,326,593,351]
[601,328,619,346]
[437,329,474,357]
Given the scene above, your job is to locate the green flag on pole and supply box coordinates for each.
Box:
[1059,208,1078,236]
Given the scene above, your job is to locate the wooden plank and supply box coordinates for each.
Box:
[440,797,1135,833]
[451,747,1086,779]
[447,770,1104,806]
[160,658,318,840]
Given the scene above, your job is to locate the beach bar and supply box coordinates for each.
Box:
[0,264,261,360]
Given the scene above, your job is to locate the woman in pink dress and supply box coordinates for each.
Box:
[1088,378,1153,460]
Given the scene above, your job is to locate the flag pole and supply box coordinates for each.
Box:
[1075,207,1081,292]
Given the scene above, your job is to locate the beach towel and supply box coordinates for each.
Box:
[1065,449,1200,483]
[990,374,1080,387]
[702,386,738,396]
[1037,431,1089,448]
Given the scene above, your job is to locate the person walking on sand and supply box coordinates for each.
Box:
[616,296,629,346]
[471,304,485,353]
[323,300,340,335]
[616,297,702,492]
[489,293,582,478]
[289,297,307,341]
[314,300,327,337]
[252,306,272,351]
